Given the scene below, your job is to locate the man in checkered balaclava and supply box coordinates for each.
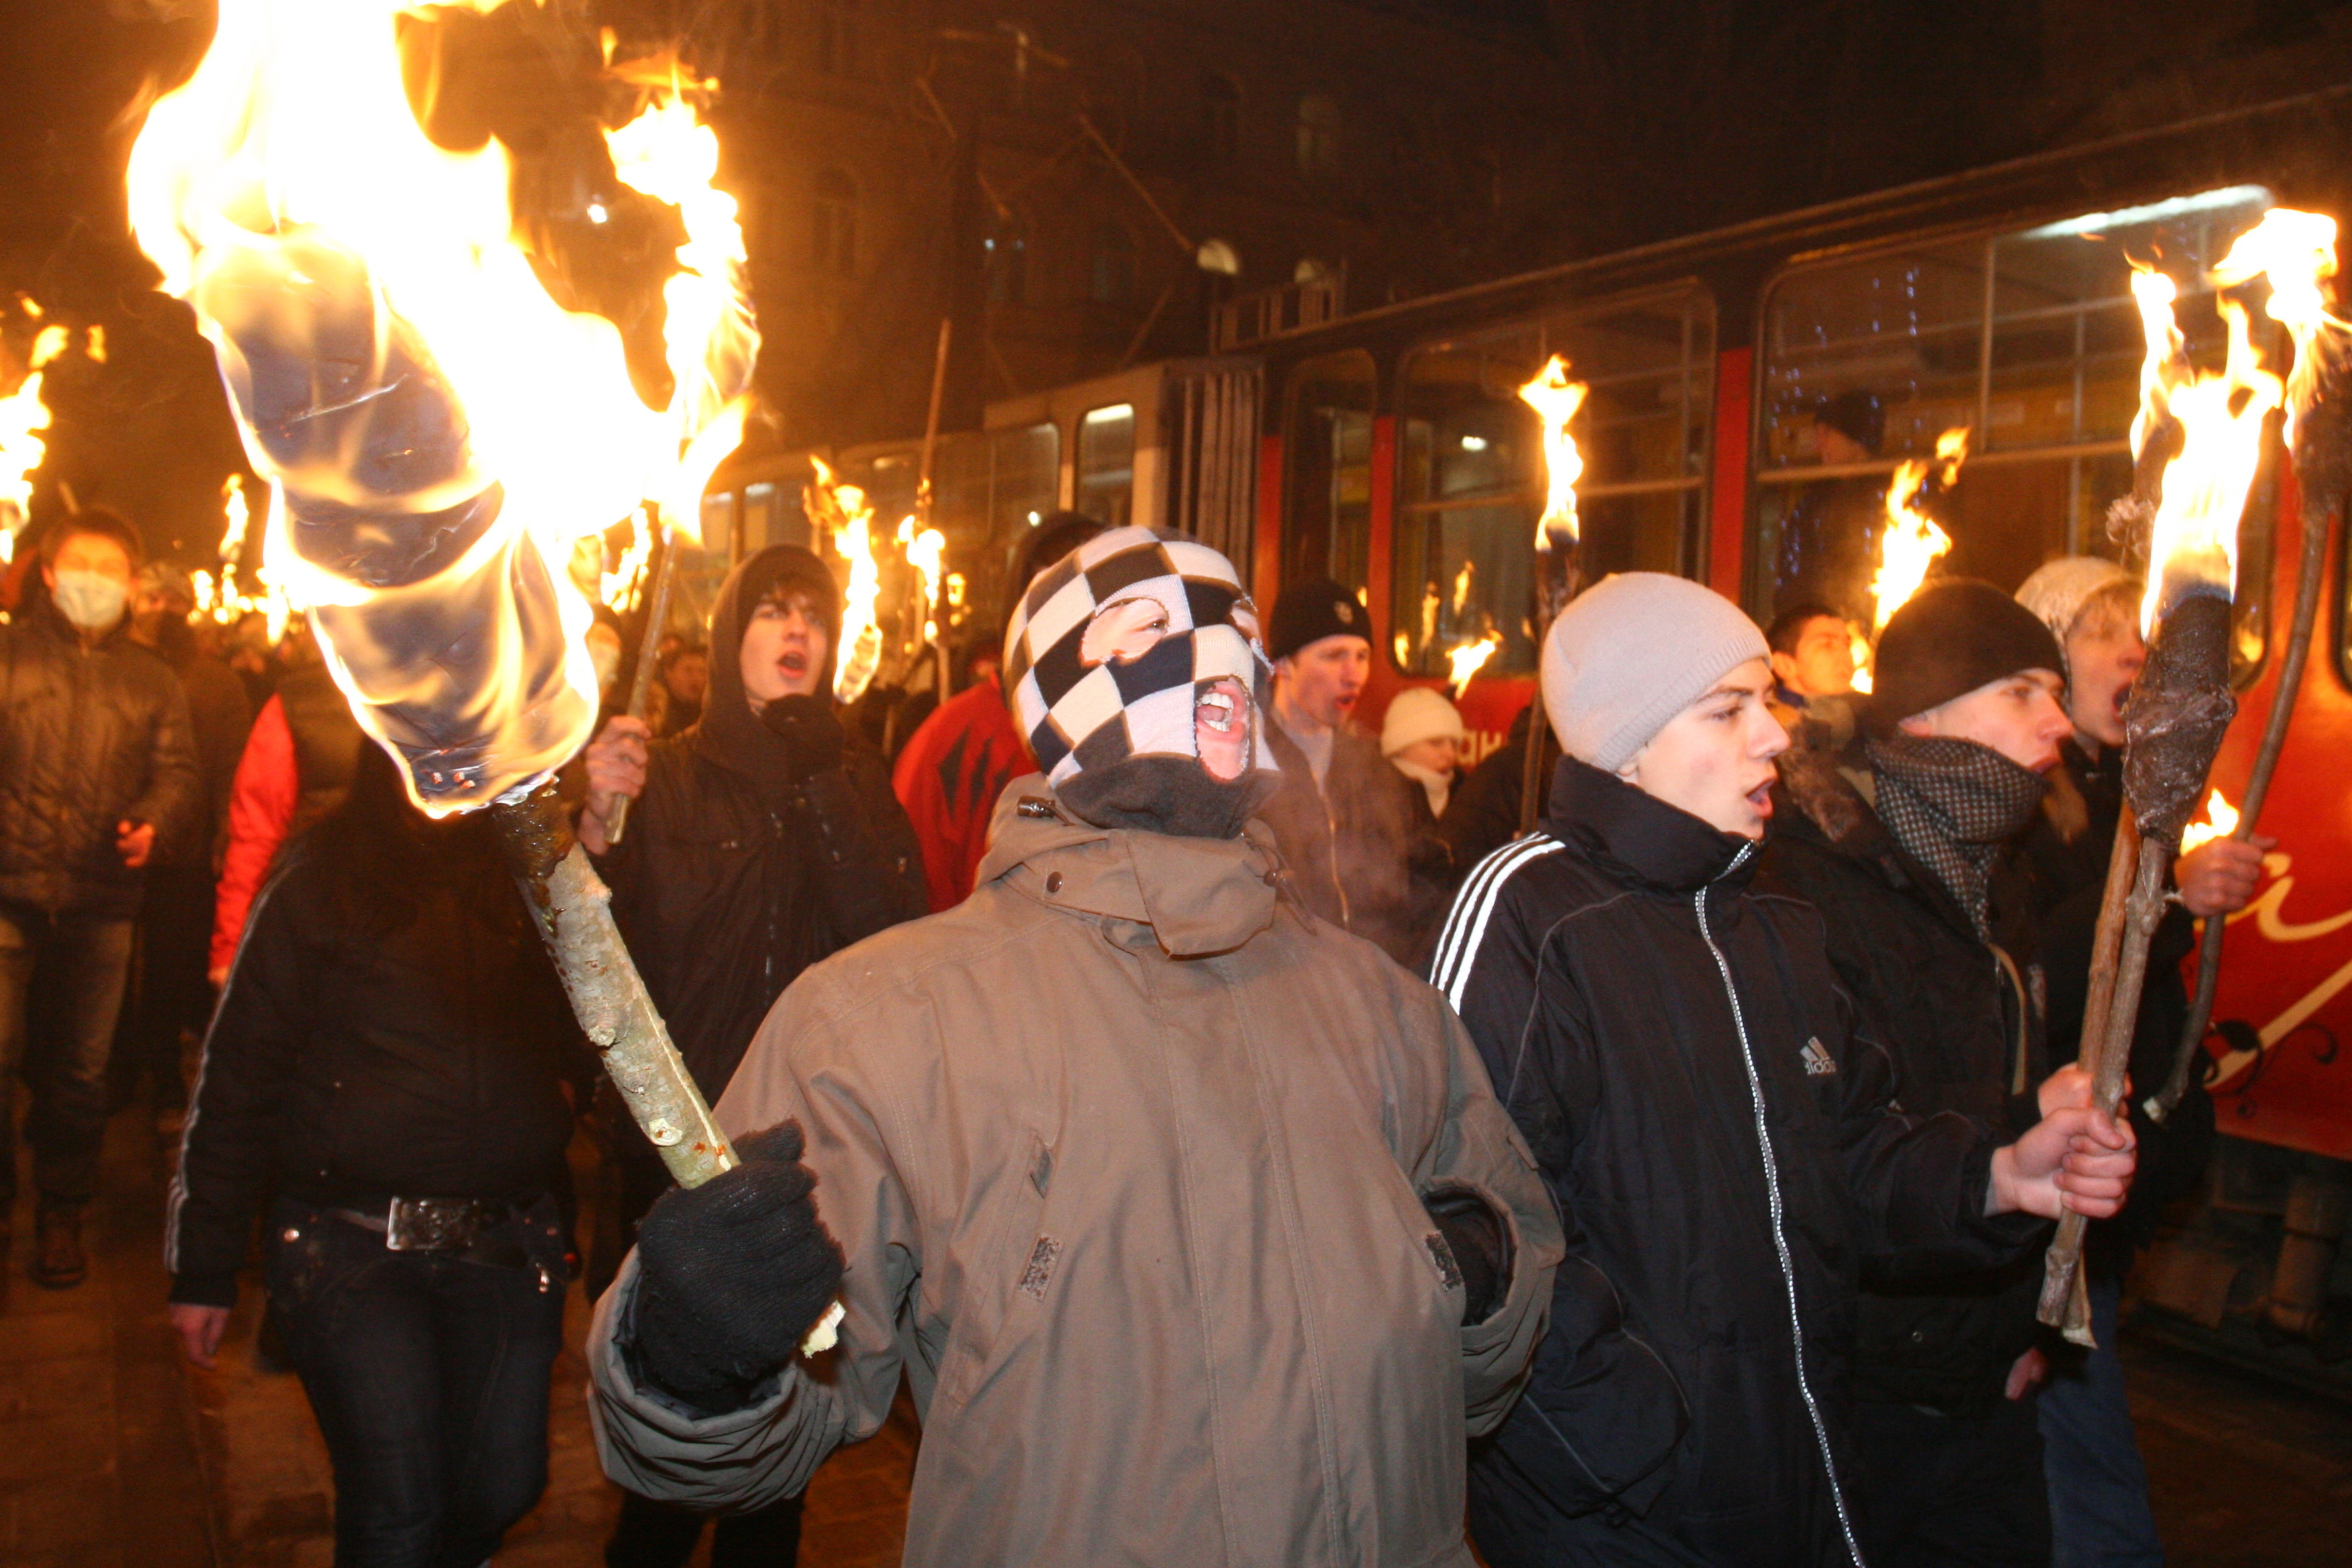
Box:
[1001,526,1280,837]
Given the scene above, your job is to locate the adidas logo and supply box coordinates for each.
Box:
[1801,1038,1837,1077]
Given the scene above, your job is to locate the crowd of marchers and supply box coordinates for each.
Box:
[0,496,2268,1568]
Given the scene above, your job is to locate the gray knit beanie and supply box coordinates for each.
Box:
[1542,573,1771,773]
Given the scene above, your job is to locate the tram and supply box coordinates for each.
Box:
[708,83,2352,1387]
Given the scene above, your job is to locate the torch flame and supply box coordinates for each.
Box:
[1870,426,1968,634]
[2178,787,2241,854]
[1516,354,1587,550]
[1,312,105,563]
[900,517,946,645]
[2124,257,2281,636]
[1447,634,1500,699]
[2212,207,2351,454]
[126,0,756,811]
[810,457,884,704]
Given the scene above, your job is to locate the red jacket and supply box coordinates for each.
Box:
[889,674,1031,912]
[209,695,298,973]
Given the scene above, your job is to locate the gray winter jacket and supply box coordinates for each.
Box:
[588,778,1562,1567]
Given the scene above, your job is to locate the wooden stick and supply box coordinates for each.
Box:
[603,514,677,847]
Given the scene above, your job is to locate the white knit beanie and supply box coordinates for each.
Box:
[1542,573,1770,773]
[1380,685,1467,757]
[2015,556,2137,664]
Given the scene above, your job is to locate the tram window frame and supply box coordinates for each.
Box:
[1752,185,2280,689]
[1391,282,1717,679]
[1280,350,1377,602]
[1076,403,1137,526]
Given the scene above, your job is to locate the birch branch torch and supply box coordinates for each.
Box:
[2037,256,2280,1342]
[1515,355,1586,837]
[126,0,758,1187]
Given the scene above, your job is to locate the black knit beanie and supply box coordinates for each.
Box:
[1865,578,2064,735]
[1267,577,1369,662]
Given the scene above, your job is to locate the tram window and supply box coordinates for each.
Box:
[1281,351,1375,600]
[1394,287,1716,677]
[990,420,1063,622]
[1757,185,2276,682]
[1077,404,1136,526]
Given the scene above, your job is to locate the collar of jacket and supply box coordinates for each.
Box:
[1541,754,1759,897]
[973,775,1280,959]
[25,589,132,652]
[1772,730,1983,943]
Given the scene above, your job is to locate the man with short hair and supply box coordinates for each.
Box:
[1258,577,1447,964]
[1767,600,1858,713]
[1432,571,2134,1567]
[0,509,200,1287]
[1766,579,2114,1565]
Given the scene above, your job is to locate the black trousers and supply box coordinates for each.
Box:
[112,865,217,1110]
[1854,1392,2053,1567]
[268,1199,569,1568]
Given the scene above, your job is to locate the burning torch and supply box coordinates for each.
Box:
[128,1,756,1191]
[2037,250,2282,1344]
[1515,354,1586,837]
[2151,210,2352,1124]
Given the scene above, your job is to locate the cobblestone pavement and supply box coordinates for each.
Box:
[5,1100,2349,1565]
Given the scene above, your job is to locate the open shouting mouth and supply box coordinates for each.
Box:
[1195,677,1250,782]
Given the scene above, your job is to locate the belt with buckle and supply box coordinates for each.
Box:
[329,1197,513,1253]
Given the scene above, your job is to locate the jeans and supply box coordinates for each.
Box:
[0,905,136,1215]
[2040,1277,2165,1567]
[267,1198,569,1568]
[1854,1389,2053,1567]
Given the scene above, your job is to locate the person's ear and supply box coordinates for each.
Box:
[1770,650,1798,683]
[1614,745,1644,785]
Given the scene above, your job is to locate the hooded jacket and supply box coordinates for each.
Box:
[0,592,201,917]
[587,780,1563,1568]
[1431,758,2036,1567]
[1762,736,2052,1416]
[593,546,928,1100]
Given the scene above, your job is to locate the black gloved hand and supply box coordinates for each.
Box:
[1423,1186,1512,1326]
[628,1121,846,1414]
[761,695,846,785]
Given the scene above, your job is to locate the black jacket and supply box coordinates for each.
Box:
[1434,758,2033,1567]
[0,596,201,916]
[593,557,928,1102]
[276,660,367,840]
[150,629,252,867]
[1763,738,2052,1416]
[166,834,587,1306]
[1260,720,1451,966]
[2022,740,2214,1274]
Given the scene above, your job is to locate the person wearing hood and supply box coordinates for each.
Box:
[584,526,1562,1568]
[1257,577,1453,965]
[577,543,927,1568]
[0,509,200,1290]
[1430,571,2135,1567]
[1763,578,2119,1565]
[2013,557,2260,1568]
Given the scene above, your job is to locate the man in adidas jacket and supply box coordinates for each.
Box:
[1430,573,2136,1567]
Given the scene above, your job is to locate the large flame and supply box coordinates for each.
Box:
[1516,354,1587,549]
[2124,258,2280,634]
[1870,426,1968,634]
[808,456,883,703]
[2212,208,2351,451]
[1447,634,1500,699]
[0,321,67,562]
[126,0,755,810]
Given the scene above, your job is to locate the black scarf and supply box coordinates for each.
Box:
[1865,733,2048,940]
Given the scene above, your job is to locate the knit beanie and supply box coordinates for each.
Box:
[1381,685,1467,757]
[1866,578,2063,735]
[1541,573,1769,773]
[2014,556,2138,667]
[1267,577,1370,662]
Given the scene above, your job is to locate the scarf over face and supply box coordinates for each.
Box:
[1865,732,2049,940]
[1002,526,1278,838]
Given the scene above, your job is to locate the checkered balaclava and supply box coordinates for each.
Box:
[1003,526,1277,806]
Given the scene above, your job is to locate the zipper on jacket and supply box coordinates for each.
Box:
[1691,842,1867,1568]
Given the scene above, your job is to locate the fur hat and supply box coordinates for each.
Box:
[1866,578,2063,735]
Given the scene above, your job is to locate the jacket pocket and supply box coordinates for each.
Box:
[929,1128,1057,1418]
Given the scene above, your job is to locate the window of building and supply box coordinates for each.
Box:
[1757,184,2277,682]
[1202,73,1242,162]
[814,0,857,77]
[1077,404,1137,526]
[811,168,857,277]
[1294,93,1340,179]
[1281,351,1377,602]
[1089,224,1137,306]
[1394,286,1717,677]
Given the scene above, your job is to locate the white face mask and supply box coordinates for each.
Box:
[52,569,129,632]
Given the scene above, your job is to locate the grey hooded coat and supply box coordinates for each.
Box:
[587,779,1562,1567]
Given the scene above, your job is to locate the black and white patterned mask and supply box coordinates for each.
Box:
[1003,526,1277,789]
